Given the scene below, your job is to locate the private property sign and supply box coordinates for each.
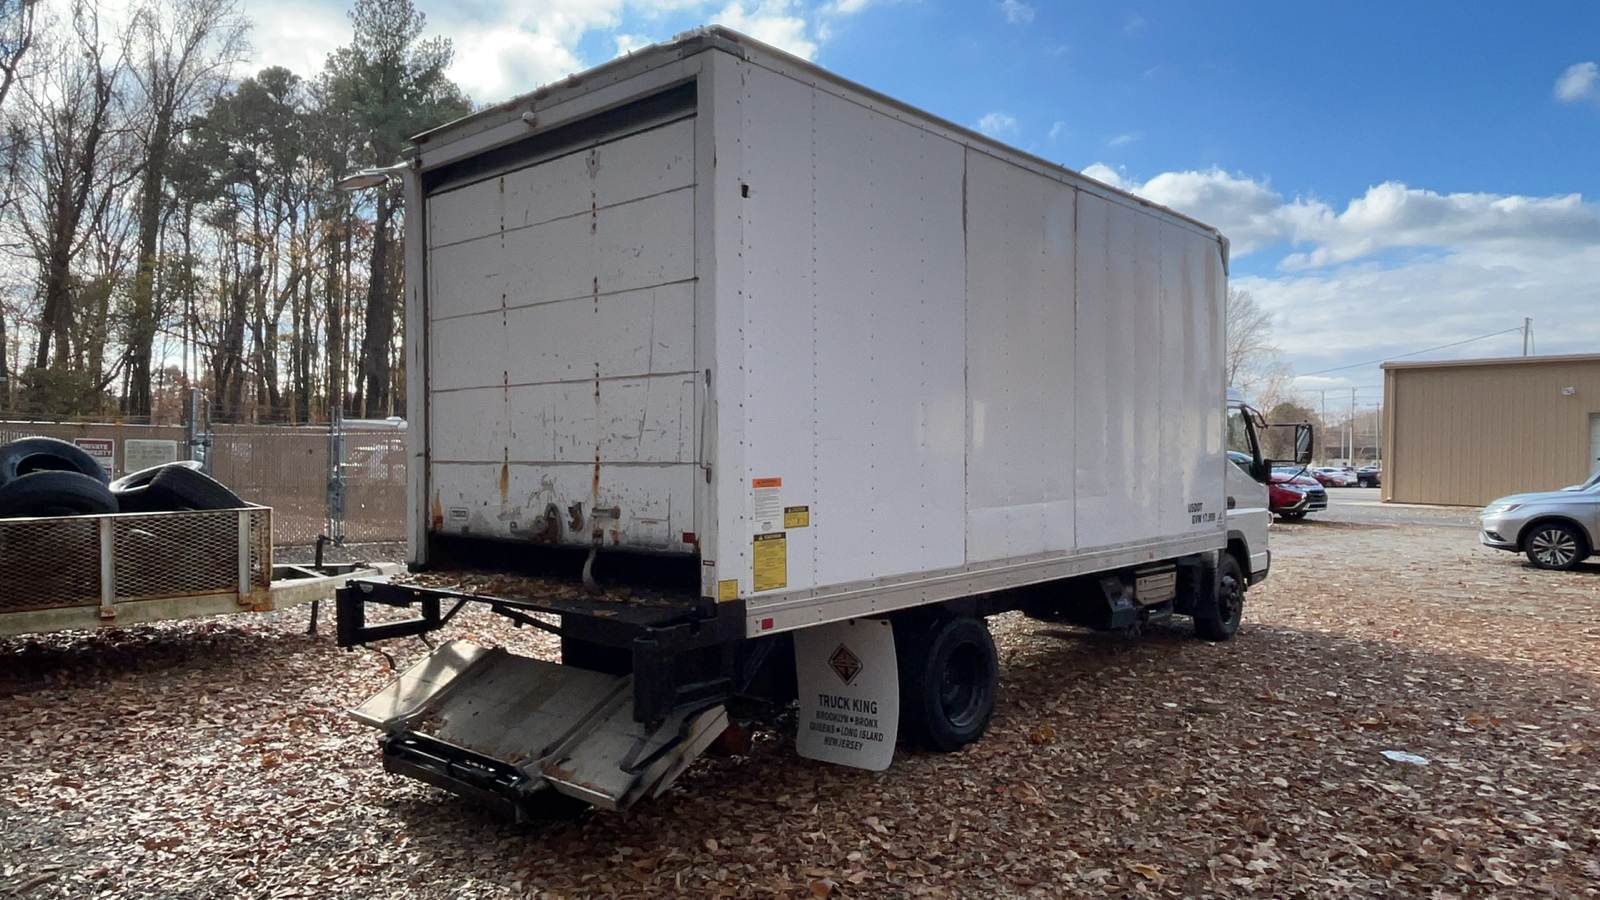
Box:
[73,438,115,473]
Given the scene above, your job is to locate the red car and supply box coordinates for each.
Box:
[1269,467,1328,520]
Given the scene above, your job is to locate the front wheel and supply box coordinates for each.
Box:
[1194,553,1245,641]
[896,615,998,753]
[1524,522,1588,570]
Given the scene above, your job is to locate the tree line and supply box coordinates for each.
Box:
[0,0,470,424]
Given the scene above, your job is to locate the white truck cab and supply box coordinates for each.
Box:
[1226,391,1273,583]
[1224,389,1313,584]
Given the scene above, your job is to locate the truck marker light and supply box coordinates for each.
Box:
[761,618,774,630]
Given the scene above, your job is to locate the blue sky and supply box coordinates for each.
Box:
[250,0,1600,413]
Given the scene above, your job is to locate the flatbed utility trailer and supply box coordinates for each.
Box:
[336,27,1308,817]
[0,505,395,637]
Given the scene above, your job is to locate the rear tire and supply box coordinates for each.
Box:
[0,437,109,486]
[1194,553,1245,641]
[895,615,998,752]
[1524,522,1588,570]
[0,470,119,518]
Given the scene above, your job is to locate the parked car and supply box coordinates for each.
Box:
[1269,465,1328,520]
[1357,465,1382,488]
[1479,471,1600,570]
[1310,467,1357,488]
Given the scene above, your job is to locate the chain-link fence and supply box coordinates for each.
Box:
[0,417,406,548]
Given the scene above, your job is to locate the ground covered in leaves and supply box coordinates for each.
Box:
[3,499,1598,898]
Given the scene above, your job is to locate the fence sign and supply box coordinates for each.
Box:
[73,438,115,472]
[124,439,179,473]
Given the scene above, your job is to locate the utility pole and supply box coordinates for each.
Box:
[1319,390,1327,465]
[1524,317,1532,356]
[1350,387,1357,463]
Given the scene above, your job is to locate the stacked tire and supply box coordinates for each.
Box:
[110,460,243,513]
[0,437,117,517]
[0,436,244,518]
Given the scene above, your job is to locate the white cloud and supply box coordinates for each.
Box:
[239,0,352,80]
[1279,183,1600,270]
[1047,120,1065,141]
[1124,14,1145,34]
[1089,162,1600,388]
[1088,166,1291,256]
[1000,0,1034,24]
[1087,165,1600,267]
[614,33,652,56]
[976,111,1018,137]
[1239,242,1600,388]
[1555,61,1598,103]
[1107,131,1141,147]
[712,0,818,59]
[239,0,851,103]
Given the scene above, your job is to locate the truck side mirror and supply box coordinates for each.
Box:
[1294,424,1314,465]
[1260,422,1314,469]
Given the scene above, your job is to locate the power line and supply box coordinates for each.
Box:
[1297,326,1525,378]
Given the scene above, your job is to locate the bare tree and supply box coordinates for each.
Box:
[1226,287,1292,401]
[0,0,38,112]
[121,0,248,418]
[8,0,134,393]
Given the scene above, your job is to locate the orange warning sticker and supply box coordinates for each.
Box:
[752,477,782,488]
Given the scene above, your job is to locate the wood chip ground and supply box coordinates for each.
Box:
[2,496,1597,898]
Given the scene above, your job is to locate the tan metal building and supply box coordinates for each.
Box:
[1381,354,1600,506]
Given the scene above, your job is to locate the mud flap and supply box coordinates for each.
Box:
[793,618,899,771]
[350,639,727,812]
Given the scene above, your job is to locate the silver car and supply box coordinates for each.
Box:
[1479,472,1600,570]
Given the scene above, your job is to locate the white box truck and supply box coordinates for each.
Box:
[335,27,1309,817]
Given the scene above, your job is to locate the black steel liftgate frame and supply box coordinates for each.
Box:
[334,579,752,725]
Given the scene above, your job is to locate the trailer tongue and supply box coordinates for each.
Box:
[351,639,727,816]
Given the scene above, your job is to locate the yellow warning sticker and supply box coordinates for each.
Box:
[717,579,739,601]
[752,532,787,592]
[783,505,810,528]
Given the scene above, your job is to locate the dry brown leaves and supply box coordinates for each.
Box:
[1,508,1597,898]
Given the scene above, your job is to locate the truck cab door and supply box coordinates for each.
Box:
[1225,404,1271,580]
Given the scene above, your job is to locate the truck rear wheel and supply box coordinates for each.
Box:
[896,615,998,752]
[1194,553,1245,641]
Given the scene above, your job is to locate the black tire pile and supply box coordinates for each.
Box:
[0,437,245,519]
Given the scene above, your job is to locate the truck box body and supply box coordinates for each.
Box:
[407,28,1229,639]
[339,27,1266,815]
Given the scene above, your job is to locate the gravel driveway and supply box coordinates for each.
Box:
[2,495,1596,898]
